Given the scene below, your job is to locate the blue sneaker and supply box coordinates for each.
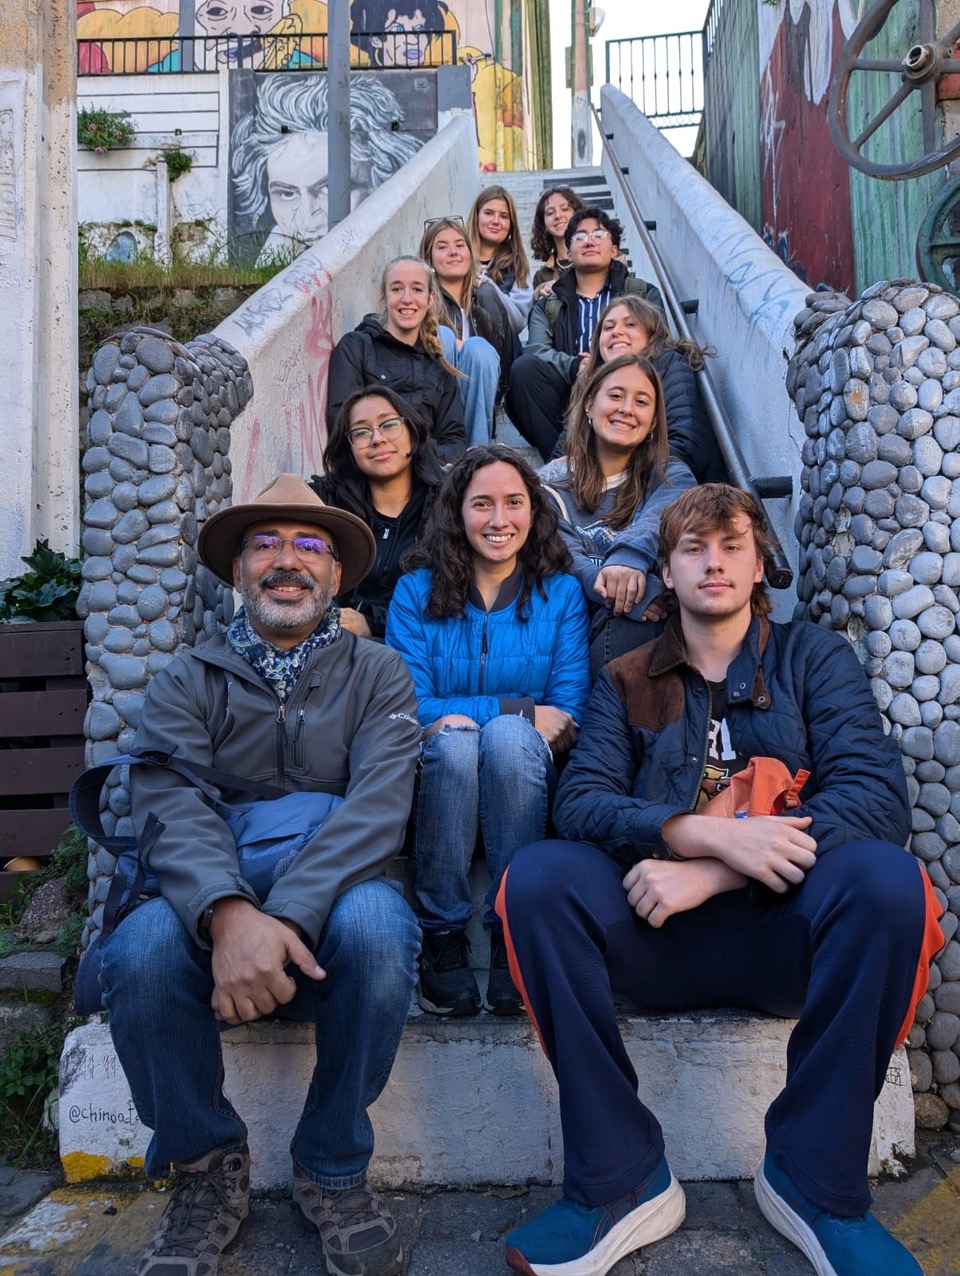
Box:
[754,1150,922,1275]
[504,1156,685,1275]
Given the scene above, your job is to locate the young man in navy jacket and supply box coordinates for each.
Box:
[498,483,942,1276]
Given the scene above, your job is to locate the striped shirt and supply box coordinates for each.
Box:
[576,286,613,354]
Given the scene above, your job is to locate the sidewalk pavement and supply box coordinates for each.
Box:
[0,1132,957,1276]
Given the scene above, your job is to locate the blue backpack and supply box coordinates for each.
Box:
[70,748,344,1015]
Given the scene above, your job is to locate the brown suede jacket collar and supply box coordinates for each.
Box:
[605,614,773,734]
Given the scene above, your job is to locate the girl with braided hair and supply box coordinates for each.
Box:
[326,256,466,464]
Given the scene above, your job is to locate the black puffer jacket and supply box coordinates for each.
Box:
[654,348,727,483]
[326,315,466,463]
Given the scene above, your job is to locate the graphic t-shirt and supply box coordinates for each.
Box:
[696,679,748,810]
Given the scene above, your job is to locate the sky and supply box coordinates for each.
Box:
[548,0,712,168]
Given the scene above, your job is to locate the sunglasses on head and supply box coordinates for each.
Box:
[424,215,466,232]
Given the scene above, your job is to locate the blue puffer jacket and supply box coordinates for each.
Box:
[554,615,910,867]
[386,567,591,729]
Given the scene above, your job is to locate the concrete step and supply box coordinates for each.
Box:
[58,1015,913,1192]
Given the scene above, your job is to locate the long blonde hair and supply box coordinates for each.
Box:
[418,219,479,312]
[378,255,457,376]
[562,354,669,530]
[467,185,529,288]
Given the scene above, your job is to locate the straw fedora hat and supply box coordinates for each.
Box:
[198,474,377,595]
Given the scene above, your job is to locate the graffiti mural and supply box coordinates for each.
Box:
[77,0,524,169]
[757,0,858,293]
[228,71,427,263]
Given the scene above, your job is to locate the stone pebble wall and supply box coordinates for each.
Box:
[77,326,253,944]
[789,280,960,1133]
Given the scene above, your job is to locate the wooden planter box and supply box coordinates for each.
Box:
[0,619,88,896]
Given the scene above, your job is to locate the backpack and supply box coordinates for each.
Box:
[70,748,344,1015]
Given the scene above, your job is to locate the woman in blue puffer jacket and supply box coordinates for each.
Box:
[386,444,589,1020]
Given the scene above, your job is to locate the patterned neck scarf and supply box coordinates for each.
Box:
[226,605,341,703]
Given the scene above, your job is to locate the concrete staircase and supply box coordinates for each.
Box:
[58,867,915,1191]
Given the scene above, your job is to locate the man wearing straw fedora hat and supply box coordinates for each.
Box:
[99,474,421,1276]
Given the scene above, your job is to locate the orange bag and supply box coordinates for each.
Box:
[700,757,810,819]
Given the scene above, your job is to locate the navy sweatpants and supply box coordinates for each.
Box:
[500,837,930,1217]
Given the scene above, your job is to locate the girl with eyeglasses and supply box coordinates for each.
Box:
[311,386,444,640]
[419,217,516,447]
[539,354,696,674]
[386,444,590,1018]
[326,256,466,464]
[466,186,533,333]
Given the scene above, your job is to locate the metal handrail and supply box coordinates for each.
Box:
[593,105,794,589]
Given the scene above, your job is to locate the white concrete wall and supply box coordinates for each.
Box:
[600,87,812,617]
[0,0,79,576]
[78,71,228,256]
[214,113,480,502]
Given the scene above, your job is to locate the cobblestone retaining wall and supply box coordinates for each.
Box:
[77,326,252,943]
[789,280,960,1133]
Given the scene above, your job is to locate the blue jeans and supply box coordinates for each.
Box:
[413,715,555,931]
[100,879,419,1186]
[439,325,500,446]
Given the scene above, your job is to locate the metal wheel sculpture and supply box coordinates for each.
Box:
[827,0,960,179]
[916,177,960,290]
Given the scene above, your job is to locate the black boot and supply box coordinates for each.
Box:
[418,928,481,1016]
[486,927,523,1016]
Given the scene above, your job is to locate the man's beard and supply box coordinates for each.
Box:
[241,569,334,640]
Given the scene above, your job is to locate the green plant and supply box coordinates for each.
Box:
[0,1021,66,1164]
[162,144,195,182]
[0,540,82,624]
[77,105,135,155]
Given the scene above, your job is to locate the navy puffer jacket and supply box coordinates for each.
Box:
[554,615,910,868]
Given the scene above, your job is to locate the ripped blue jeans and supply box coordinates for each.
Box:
[413,714,556,931]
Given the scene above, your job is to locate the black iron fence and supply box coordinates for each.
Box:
[605,31,704,130]
[77,30,457,75]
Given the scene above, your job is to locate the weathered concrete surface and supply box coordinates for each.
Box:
[58,1013,914,1190]
[2,1134,958,1275]
[0,0,79,575]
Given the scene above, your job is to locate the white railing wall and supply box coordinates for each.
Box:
[212,114,479,502]
[600,86,810,615]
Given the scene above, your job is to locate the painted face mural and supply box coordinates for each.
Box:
[196,0,290,64]
[230,74,423,264]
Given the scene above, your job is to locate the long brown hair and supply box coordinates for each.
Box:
[561,354,669,531]
[467,185,529,288]
[530,185,586,262]
[404,444,571,619]
[377,255,458,376]
[568,295,713,421]
[418,218,479,312]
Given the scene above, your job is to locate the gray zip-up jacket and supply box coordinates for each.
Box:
[129,628,420,948]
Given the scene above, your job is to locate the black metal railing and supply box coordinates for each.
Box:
[703,0,726,64]
[77,30,457,75]
[605,32,704,130]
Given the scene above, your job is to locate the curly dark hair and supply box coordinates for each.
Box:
[404,443,571,619]
[530,185,587,262]
[316,386,444,509]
